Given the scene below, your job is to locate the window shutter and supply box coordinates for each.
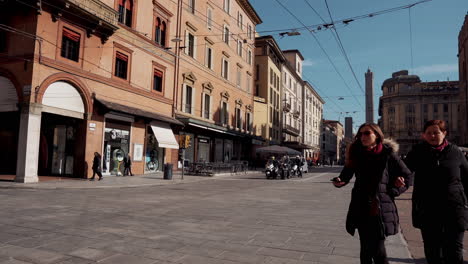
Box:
[116,52,128,62]
[63,28,80,42]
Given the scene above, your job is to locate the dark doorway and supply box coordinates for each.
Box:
[0,111,19,174]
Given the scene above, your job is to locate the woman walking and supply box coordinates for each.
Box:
[332,123,411,264]
[405,120,468,264]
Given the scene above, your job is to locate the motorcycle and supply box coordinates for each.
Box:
[265,160,279,179]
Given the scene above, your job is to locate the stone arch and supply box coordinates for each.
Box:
[37,73,92,115]
[0,68,22,111]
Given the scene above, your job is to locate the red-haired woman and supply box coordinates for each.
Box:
[332,123,411,264]
[405,120,468,264]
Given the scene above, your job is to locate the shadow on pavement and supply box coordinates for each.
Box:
[388,257,419,263]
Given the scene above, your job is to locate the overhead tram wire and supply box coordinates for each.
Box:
[273,0,364,109]
[408,7,414,74]
[323,0,364,94]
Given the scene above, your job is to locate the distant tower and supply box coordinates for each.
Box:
[345,117,353,140]
[365,68,374,123]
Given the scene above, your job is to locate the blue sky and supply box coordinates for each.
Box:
[249,0,467,131]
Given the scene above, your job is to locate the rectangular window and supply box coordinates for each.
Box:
[255,85,259,96]
[423,104,428,113]
[248,25,252,39]
[185,85,193,114]
[223,0,230,13]
[203,93,210,119]
[236,67,241,88]
[223,26,230,45]
[255,64,259,81]
[187,32,195,57]
[222,58,229,80]
[237,40,242,57]
[247,49,252,65]
[238,13,243,30]
[115,52,128,79]
[443,103,448,113]
[221,101,228,125]
[153,69,163,92]
[236,108,242,129]
[247,75,251,93]
[188,0,195,14]
[205,45,213,69]
[61,27,80,62]
[207,7,213,29]
[246,112,251,132]
[433,104,438,113]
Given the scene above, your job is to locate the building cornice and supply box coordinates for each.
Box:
[235,0,263,25]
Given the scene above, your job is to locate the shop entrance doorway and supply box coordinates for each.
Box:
[38,113,85,177]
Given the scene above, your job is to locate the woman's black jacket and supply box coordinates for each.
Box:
[337,140,412,237]
[405,142,468,231]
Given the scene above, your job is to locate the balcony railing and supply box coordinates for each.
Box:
[283,124,300,137]
[68,0,119,26]
[293,110,300,118]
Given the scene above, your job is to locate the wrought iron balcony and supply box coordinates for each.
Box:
[36,0,119,43]
[283,103,291,112]
[283,124,300,137]
[293,110,300,118]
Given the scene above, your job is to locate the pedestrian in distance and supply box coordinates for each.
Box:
[123,154,133,176]
[331,123,412,264]
[90,152,103,181]
[404,120,468,264]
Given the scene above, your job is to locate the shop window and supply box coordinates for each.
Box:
[61,27,80,62]
[114,52,129,79]
[118,0,133,27]
[153,69,163,93]
[154,17,167,47]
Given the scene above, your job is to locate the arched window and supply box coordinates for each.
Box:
[154,17,167,47]
[155,18,161,44]
[161,21,166,46]
[118,0,133,27]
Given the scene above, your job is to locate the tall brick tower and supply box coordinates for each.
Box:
[365,68,374,123]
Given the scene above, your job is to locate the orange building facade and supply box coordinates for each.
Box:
[0,0,183,182]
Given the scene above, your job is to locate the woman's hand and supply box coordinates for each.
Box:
[332,177,346,188]
[394,176,405,188]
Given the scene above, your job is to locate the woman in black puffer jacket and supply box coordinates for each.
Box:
[405,120,468,264]
[333,123,412,264]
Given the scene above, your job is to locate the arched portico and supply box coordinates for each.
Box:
[0,74,21,175]
[16,74,91,183]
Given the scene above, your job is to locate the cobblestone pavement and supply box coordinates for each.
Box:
[0,167,415,264]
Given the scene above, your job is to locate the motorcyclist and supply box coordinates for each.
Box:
[294,155,304,177]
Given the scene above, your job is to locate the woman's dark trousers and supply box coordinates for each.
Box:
[357,216,388,264]
[421,225,464,264]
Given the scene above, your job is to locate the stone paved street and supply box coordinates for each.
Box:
[0,167,414,264]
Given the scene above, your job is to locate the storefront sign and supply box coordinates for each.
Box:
[89,123,96,131]
[133,143,143,161]
[198,138,209,143]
